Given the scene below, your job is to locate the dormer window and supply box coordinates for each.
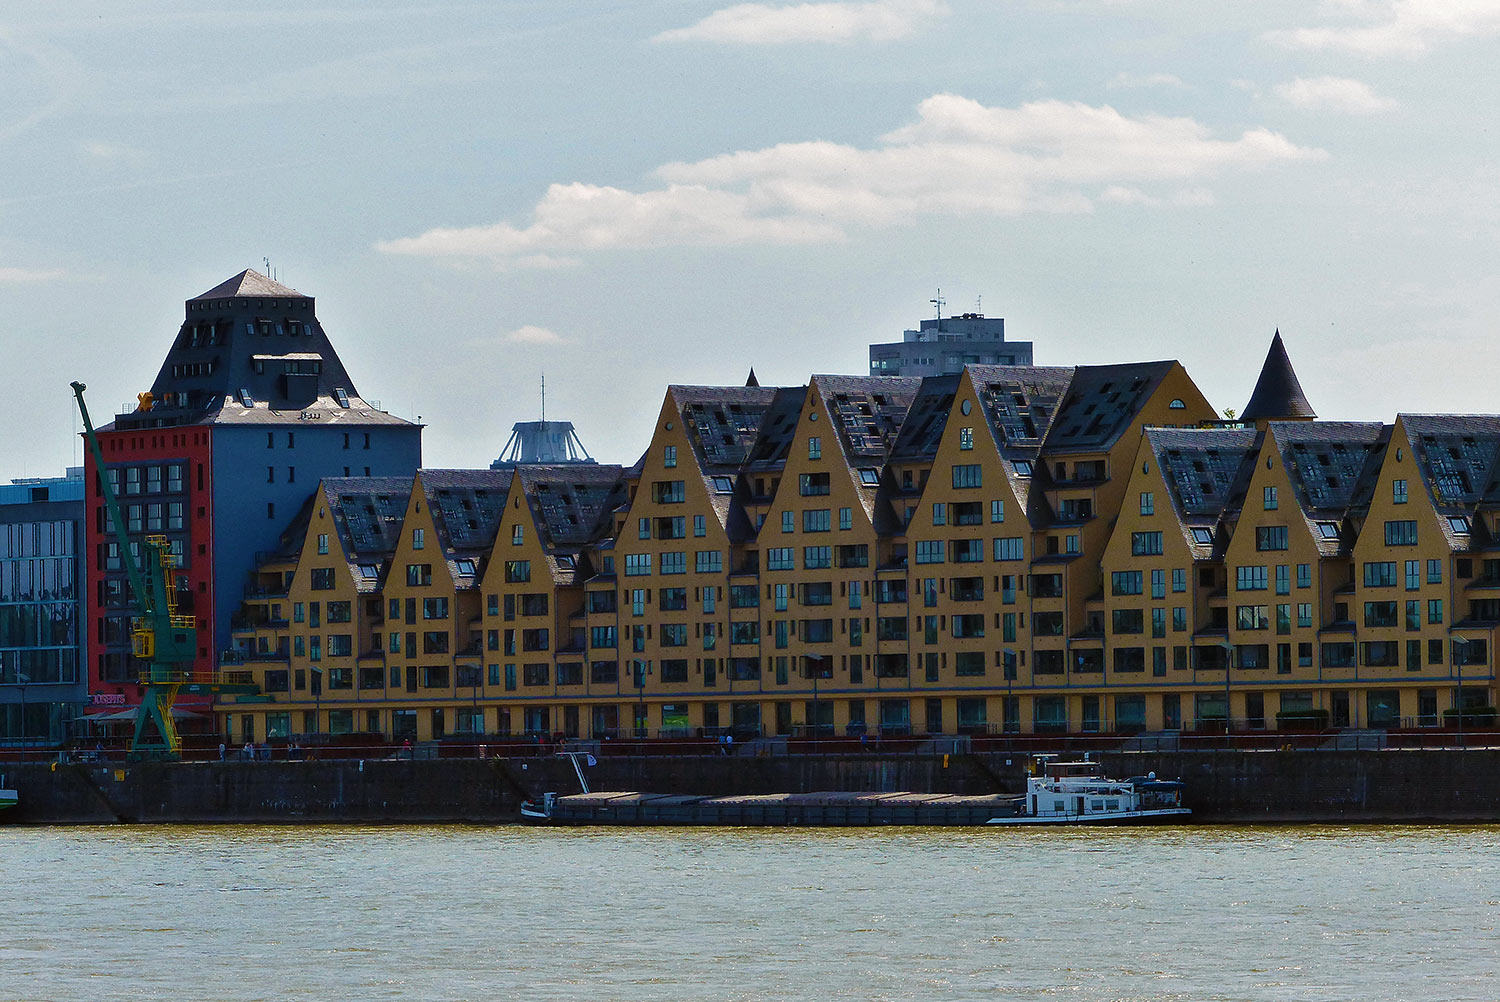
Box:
[1449,516,1472,534]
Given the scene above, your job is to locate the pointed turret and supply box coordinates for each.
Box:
[1241,330,1315,427]
[746,368,760,387]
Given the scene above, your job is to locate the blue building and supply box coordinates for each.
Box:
[85,270,422,714]
[0,470,86,750]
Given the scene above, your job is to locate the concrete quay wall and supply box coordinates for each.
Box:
[4,749,1499,824]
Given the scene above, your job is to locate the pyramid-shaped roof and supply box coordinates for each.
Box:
[191,269,308,301]
[1242,331,1315,422]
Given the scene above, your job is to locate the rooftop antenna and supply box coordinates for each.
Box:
[930,288,945,332]
[540,372,546,423]
[976,295,982,315]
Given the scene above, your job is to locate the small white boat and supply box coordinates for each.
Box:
[987,756,1190,825]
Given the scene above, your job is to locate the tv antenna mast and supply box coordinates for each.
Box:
[930,289,945,332]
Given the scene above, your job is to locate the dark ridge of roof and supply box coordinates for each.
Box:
[321,476,416,557]
[419,469,515,554]
[1242,331,1316,422]
[670,385,781,469]
[191,269,308,301]
[1043,361,1177,454]
[266,492,319,560]
[513,464,629,550]
[745,386,808,465]
[1271,421,1389,515]
[812,374,923,460]
[968,365,1076,455]
[888,374,961,460]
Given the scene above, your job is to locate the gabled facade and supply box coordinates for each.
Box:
[215,335,1500,747]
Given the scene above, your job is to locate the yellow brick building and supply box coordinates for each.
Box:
[217,337,1498,745]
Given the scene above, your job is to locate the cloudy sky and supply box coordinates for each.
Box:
[4,0,1499,476]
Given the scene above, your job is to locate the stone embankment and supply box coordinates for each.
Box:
[4,748,1498,824]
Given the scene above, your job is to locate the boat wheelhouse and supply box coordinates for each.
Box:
[986,756,1189,825]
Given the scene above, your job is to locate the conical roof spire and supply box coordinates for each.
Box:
[746,368,760,387]
[1242,330,1315,423]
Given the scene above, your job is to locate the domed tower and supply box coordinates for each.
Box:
[1241,330,1316,429]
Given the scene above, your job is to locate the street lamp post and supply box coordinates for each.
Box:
[1452,636,1469,749]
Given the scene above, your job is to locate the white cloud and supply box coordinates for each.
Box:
[378,94,1323,263]
[0,266,66,283]
[1274,76,1396,113]
[653,0,948,44]
[1106,71,1185,90]
[1267,0,1500,56]
[467,325,573,351]
[504,325,570,346]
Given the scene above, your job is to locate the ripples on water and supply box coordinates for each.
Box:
[5,824,1498,1001]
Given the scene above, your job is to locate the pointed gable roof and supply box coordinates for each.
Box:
[669,385,781,470]
[191,268,308,301]
[1146,427,1260,558]
[888,374,960,460]
[1242,331,1316,422]
[1043,360,1177,453]
[512,464,628,551]
[812,374,923,461]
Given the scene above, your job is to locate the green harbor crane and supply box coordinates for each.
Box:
[72,381,256,758]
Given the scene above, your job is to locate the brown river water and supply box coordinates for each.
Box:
[4,824,1496,1001]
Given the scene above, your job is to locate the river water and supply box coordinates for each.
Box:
[4,824,1497,1001]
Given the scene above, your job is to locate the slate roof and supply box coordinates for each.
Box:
[1400,415,1500,549]
[967,365,1075,454]
[109,269,416,433]
[1242,331,1316,423]
[888,375,960,461]
[1043,361,1178,454]
[192,269,308,301]
[671,386,781,470]
[1146,428,1260,558]
[512,465,628,551]
[744,386,808,466]
[320,476,416,591]
[1268,421,1389,556]
[965,365,1076,515]
[420,470,514,559]
[814,375,922,460]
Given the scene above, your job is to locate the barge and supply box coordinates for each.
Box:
[520,754,1189,826]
